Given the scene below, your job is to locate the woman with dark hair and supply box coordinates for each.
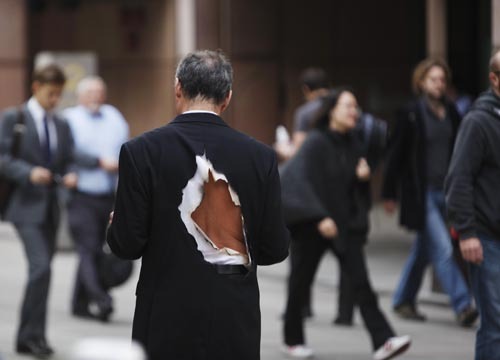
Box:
[281,89,410,359]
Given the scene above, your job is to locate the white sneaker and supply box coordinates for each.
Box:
[373,335,411,360]
[281,344,315,358]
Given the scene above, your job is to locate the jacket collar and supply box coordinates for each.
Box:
[171,112,229,127]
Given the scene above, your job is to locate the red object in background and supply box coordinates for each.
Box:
[450,227,459,242]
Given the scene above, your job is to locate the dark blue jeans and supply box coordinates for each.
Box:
[470,234,500,359]
[393,190,471,313]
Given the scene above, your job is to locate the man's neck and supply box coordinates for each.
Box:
[423,94,446,119]
[492,87,500,98]
[178,100,222,115]
[30,96,52,114]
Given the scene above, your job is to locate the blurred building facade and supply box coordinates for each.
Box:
[0,0,497,142]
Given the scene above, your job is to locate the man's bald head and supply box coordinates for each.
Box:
[76,76,107,113]
[489,50,500,73]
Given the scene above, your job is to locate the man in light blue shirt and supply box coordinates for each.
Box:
[63,76,129,322]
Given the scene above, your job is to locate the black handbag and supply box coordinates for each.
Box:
[97,243,134,289]
[0,109,26,219]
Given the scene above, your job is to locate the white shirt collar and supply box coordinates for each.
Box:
[182,110,218,116]
[27,97,47,123]
[26,97,58,148]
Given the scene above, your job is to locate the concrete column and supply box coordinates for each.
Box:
[0,0,27,108]
[175,0,196,57]
[493,0,500,50]
[426,0,447,59]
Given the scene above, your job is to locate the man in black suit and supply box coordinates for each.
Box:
[0,64,80,358]
[107,50,290,360]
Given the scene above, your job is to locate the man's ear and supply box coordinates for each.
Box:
[32,81,41,95]
[489,72,499,88]
[175,78,183,100]
[219,90,232,113]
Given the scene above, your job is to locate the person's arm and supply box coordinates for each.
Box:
[106,142,150,260]
[381,109,410,211]
[292,130,307,150]
[257,151,290,265]
[0,110,38,185]
[290,105,310,153]
[280,132,330,225]
[445,115,486,259]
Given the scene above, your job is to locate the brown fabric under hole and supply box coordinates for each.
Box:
[191,170,247,255]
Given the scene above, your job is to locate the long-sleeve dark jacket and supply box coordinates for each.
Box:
[280,129,369,246]
[382,98,461,230]
[445,89,500,241]
[106,113,289,360]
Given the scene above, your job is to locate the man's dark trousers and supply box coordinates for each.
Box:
[68,191,114,313]
[15,190,57,344]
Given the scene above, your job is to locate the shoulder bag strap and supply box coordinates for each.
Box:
[10,108,26,157]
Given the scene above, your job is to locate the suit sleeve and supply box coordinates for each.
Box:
[107,143,150,259]
[445,115,486,240]
[0,110,33,185]
[257,152,290,265]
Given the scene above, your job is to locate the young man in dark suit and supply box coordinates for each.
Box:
[0,64,78,358]
[107,50,290,360]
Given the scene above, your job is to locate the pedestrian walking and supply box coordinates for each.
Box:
[281,89,411,360]
[106,50,290,360]
[446,50,500,359]
[0,64,78,358]
[64,76,129,322]
[382,58,478,326]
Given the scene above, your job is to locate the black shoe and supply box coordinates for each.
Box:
[38,339,54,355]
[301,306,313,319]
[72,308,94,319]
[16,340,52,359]
[90,301,114,323]
[74,303,113,323]
[97,304,113,323]
[457,306,478,327]
[333,316,353,326]
[393,303,427,321]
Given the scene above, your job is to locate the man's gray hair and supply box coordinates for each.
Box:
[76,76,107,96]
[175,50,233,104]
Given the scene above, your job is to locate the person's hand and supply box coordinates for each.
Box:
[459,237,483,264]
[62,172,78,189]
[99,158,119,172]
[109,211,114,225]
[317,217,338,239]
[383,200,397,214]
[356,158,370,181]
[29,167,53,185]
[273,142,295,162]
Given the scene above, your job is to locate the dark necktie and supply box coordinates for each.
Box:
[42,114,52,165]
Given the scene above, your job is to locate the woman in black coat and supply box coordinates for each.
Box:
[280,89,410,360]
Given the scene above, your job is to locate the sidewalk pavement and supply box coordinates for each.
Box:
[0,206,475,359]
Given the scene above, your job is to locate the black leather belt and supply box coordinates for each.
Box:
[214,264,248,275]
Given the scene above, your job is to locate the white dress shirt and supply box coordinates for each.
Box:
[27,97,58,151]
